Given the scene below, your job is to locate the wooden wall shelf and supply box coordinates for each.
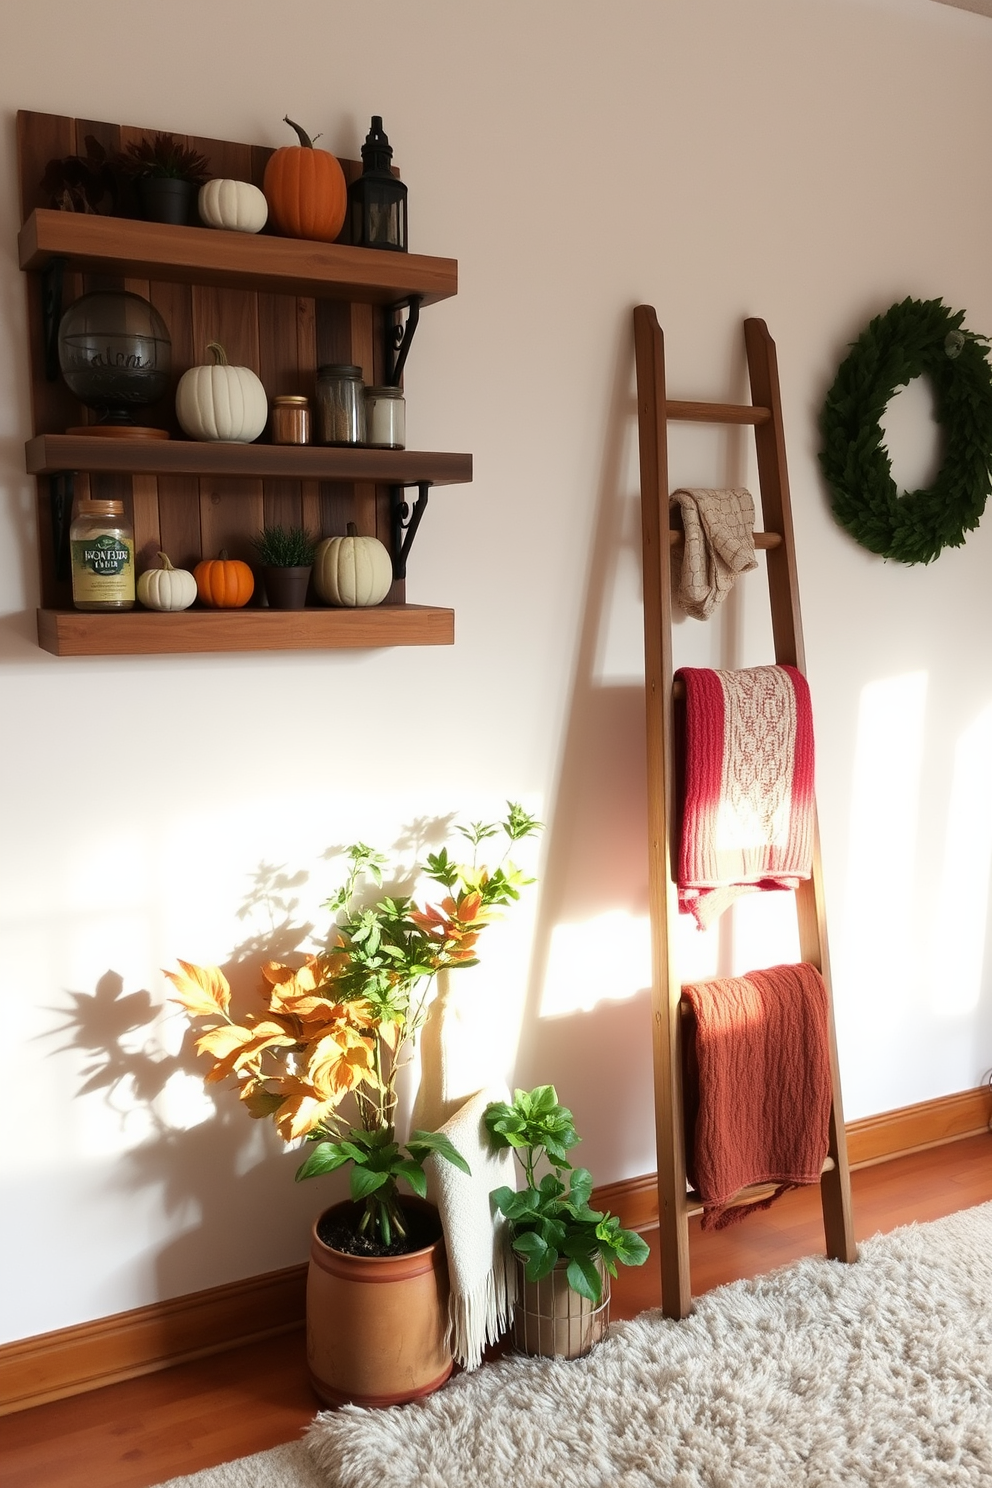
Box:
[17,110,472,655]
[26,435,472,485]
[18,209,458,306]
[37,604,454,656]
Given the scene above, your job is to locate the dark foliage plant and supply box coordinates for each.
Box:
[116,133,210,184]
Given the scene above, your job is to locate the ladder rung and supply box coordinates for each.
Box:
[669,529,782,550]
[667,399,771,426]
[685,1158,836,1219]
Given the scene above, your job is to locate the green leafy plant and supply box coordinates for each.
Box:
[486,1085,650,1304]
[117,133,210,184]
[251,524,318,568]
[169,803,542,1250]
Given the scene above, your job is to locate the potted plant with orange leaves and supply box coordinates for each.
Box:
[167,802,541,1408]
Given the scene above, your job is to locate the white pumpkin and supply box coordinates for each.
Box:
[176,342,268,443]
[314,523,393,607]
[198,179,268,234]
[136,552,198,611]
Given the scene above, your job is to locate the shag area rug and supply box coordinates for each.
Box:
[157,1202,992,1488]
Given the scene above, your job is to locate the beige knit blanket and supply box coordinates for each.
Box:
[670,487,758,619]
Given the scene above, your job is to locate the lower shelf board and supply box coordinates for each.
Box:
[37,604,454,656]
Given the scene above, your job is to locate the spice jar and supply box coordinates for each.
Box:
[270,394,310,445]
[315,364,365,445]
[364,385,406,449]
[70,498,135,611]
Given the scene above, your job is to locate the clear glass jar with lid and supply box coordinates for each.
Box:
[315,364,365,445]
[69,498,135,611]
[364,385,406,449]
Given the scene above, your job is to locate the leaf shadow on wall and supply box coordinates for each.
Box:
[46,829,466,1307]
[46,864,331,1309]
[510,314,750,1181]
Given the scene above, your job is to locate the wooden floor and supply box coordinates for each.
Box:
[4,1133,992,1488]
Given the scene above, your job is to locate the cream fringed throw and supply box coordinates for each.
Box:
[412,975,516,1369]
[671,487,757,619]
[424,1088,517,1372]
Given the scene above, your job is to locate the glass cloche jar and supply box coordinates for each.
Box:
[58,290,172,437]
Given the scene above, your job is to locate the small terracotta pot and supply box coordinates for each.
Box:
[511,1254,610,1359]
[263,564,311,610]
[307,1197,452,1408]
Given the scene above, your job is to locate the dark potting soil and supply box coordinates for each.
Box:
[318,1206,442,1258]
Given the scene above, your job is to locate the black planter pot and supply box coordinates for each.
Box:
[138,177,197,225]
[263,565,312,610]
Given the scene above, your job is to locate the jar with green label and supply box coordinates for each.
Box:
[70,499,135,611]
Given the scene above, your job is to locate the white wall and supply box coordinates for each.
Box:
[3,0,992,1344]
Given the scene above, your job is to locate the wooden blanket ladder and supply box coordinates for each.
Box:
[633,305,857,1320]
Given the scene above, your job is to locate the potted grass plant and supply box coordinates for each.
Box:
[167,802,541,1406]
[485,1085,650,1359]
[116,132,210,224]
[250,524,317,609]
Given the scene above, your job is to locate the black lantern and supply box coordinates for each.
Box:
[349,116,408,253]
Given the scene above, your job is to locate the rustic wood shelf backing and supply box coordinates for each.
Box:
[26,435,472,484]
[19,210,458,306]
[17,109,472,651]
[37,604,454,656]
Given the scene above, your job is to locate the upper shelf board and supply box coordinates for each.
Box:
[26,435,472,485]
[18,210,458,306]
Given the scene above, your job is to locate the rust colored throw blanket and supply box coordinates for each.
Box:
[681,963,832,1230]
[676,664,815,929]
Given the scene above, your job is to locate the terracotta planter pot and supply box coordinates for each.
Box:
[511,1254,610,1359]
[307,1197,452,1408]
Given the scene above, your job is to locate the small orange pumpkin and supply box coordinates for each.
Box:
[193,551,255,609]
[263,117,347,243]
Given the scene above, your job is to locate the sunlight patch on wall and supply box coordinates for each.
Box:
[838,672,928,1012]
[927,704,992,1017]
[540,911,651,1016]
[156,1068,215,1132]
[730,888,802,975]
[538,890,807,1019]
[66,833,149,911]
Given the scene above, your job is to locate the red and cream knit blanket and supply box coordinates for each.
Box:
[676,664,814,929]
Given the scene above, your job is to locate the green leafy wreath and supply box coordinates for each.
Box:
[819,297,992,565]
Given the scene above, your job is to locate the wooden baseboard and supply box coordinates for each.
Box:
[0,1265,307,1418]
[844,1085,992,1168]
[3,1083,990,1416]
[595,1084,992,1233]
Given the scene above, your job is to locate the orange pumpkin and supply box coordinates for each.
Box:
[263,117,347,243]
[193,552,255,609]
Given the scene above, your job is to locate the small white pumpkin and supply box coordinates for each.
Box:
[137,552,198,611]
[176,342,268,443]
[314,523,393,607]
[198,179,268,234]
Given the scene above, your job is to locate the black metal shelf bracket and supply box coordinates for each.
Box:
[49,470,74,582]
[386,294,421,388]
[390,480,431,580]
[42,255,67,382]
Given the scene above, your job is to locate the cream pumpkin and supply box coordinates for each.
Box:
[176,342,268,442]
[198,179,268,234]
[314,523,392,607]
[136,552,198,611]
